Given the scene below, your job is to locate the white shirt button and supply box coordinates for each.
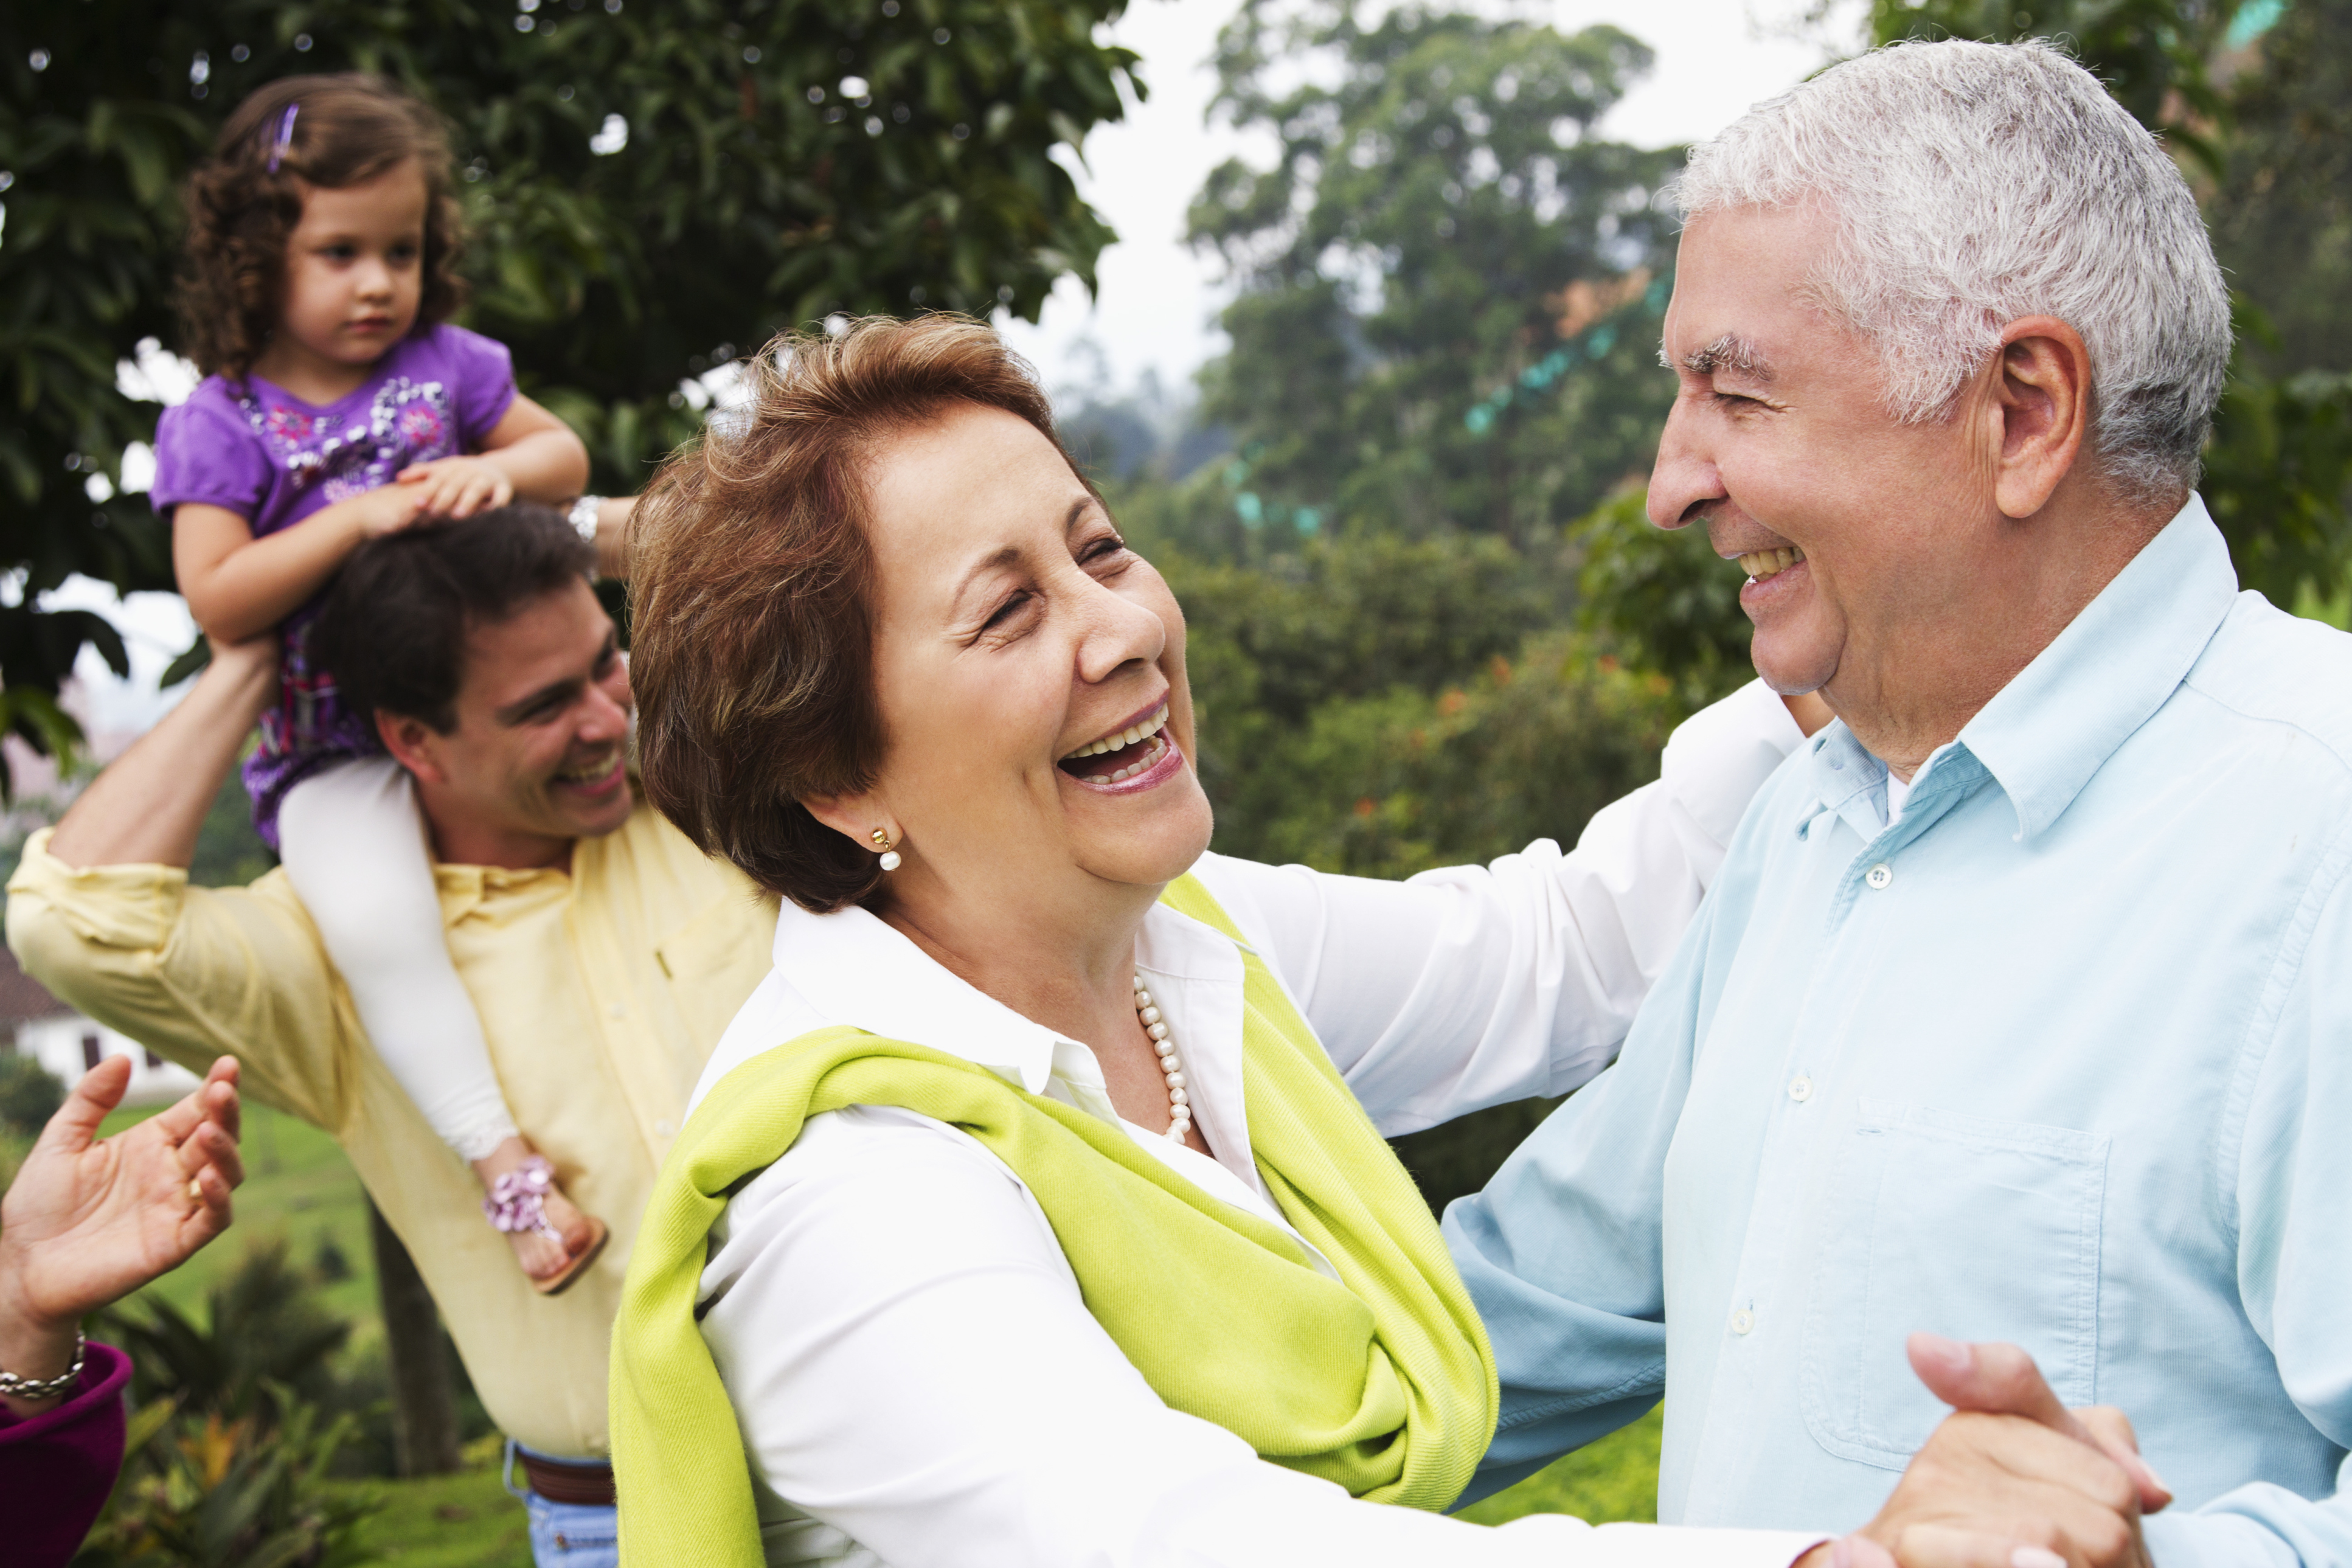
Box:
[654,1117,676,1137]
[1788,1076,1814,1102]
[1865,862,1893,889]
[1730,1308,1756,1335]
[608,1002,627,1019]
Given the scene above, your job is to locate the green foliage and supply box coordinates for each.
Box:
[2204,364,2352,605]
[1188,2,1679,543]
[1572,488,1752,708]
[2205,0,2352,378]
[1156,528,1576,859]
[189,761,277,888]
[73,1395,379,1568]
[0,1046,67,1134]
[1240,630,1682,879]
[1869,0,2244,172]
[0,0,1139,778]
[1866,0,2352,608]
[105,1239,355,1425]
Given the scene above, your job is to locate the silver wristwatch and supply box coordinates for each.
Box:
[0,1329,86,1402]
[568,495,605,581]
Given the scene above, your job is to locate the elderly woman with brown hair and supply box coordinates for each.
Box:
[605,316,2131,1568]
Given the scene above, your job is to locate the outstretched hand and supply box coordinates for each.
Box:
[0,1054,244,1336]
[1801,1336,2159,1568]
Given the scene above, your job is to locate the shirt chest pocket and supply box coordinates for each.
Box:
[1800,1100,2107,1471]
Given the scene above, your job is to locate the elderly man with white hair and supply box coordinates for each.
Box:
[1447,36,2352,1567]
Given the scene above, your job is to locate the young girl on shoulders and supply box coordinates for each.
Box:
[151,74,605,1294]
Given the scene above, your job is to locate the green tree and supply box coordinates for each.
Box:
[2204,0,2352,380]
[0,0,1140,774]
[1187,1,1680,545]
[1868,0,2352,609]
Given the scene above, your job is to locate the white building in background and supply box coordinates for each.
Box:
[0,944,198,1108]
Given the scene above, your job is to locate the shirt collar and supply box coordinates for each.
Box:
[765,894,1246,1098]
[769,900,1065,1094]
[1960,495,2238,840]
[1801,495,2236,845]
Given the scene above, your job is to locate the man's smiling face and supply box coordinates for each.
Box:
[383,576,637,868]
[1647,203,2001,707]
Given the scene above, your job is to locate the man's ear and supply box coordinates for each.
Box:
[375,709,451,787]
[1989,314,2093,521]
[801,789,898,857]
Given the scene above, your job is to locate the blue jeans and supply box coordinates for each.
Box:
[504,1441,619,1568]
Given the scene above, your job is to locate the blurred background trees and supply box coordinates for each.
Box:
[0,0,1137,765]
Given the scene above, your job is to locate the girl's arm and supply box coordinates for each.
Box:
[397,395,589,519]
[175,488,431,643]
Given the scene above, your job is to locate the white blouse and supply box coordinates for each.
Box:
[691,681,1824,1568]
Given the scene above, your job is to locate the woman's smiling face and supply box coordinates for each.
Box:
[828,401,1213,912]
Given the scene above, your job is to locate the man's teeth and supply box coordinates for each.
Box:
[1064,704,1170,760]
[555,754,618,783]
[1737,546,1806,580]
[1081,734,1168,785]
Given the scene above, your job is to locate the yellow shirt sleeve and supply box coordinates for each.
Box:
[5,828,358,1132]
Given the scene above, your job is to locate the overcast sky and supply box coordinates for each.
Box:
[55,0,1858,732]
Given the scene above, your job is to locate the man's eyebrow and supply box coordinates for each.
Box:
[494,636,616,725]
[1662,333,1775,382]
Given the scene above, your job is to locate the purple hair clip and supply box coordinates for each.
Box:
[266,103,300,173]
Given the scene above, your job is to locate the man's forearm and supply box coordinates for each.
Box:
[46,640,277,870]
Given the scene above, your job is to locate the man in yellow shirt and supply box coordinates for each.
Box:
[6,505,775,1567]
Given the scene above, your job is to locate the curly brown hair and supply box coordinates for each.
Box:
[175,74,468,381]
[629,316,1082,914]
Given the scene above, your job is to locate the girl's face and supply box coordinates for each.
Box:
[276,158,428,374]
[830,402,1214,921]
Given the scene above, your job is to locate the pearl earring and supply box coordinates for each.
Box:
[870,828,901,872]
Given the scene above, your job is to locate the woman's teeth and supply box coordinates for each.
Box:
[1064,704,1170,760]
[1080,733,1168,785]
[1738,546,1806,581]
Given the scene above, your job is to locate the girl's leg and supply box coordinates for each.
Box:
[277,758,595,1280]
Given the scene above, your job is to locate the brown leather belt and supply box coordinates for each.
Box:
[519,1451,617,1508]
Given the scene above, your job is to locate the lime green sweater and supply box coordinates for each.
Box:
[609,874,1497,1566]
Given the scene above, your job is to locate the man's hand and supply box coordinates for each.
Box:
[0,1056,243,1413]
[397,454,515,520]
[1799,1337,2156,1568]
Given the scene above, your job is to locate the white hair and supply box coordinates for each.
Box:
[1676,38,2230,499]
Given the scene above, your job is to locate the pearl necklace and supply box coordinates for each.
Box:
[1133,974,1191,1142]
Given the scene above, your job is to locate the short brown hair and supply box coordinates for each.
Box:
[313,504,595,734]
[630,316,1076,913]
[176,74,468,381]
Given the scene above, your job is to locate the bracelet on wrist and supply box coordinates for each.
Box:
[567,496,605,582]
[0,1328,86,1403]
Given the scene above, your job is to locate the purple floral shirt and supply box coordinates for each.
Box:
[151,324,517,844]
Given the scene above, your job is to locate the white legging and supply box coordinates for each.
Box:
[276,757,519,1162]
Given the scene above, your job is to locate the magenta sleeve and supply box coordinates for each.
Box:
[0,1341,133,1568]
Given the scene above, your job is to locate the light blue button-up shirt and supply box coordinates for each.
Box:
[1447,499,2352,1565]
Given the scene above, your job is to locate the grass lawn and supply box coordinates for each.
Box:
[1458,1405,1665,1526]
[339,1439,536,1567]
[103,1099,387,1345]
